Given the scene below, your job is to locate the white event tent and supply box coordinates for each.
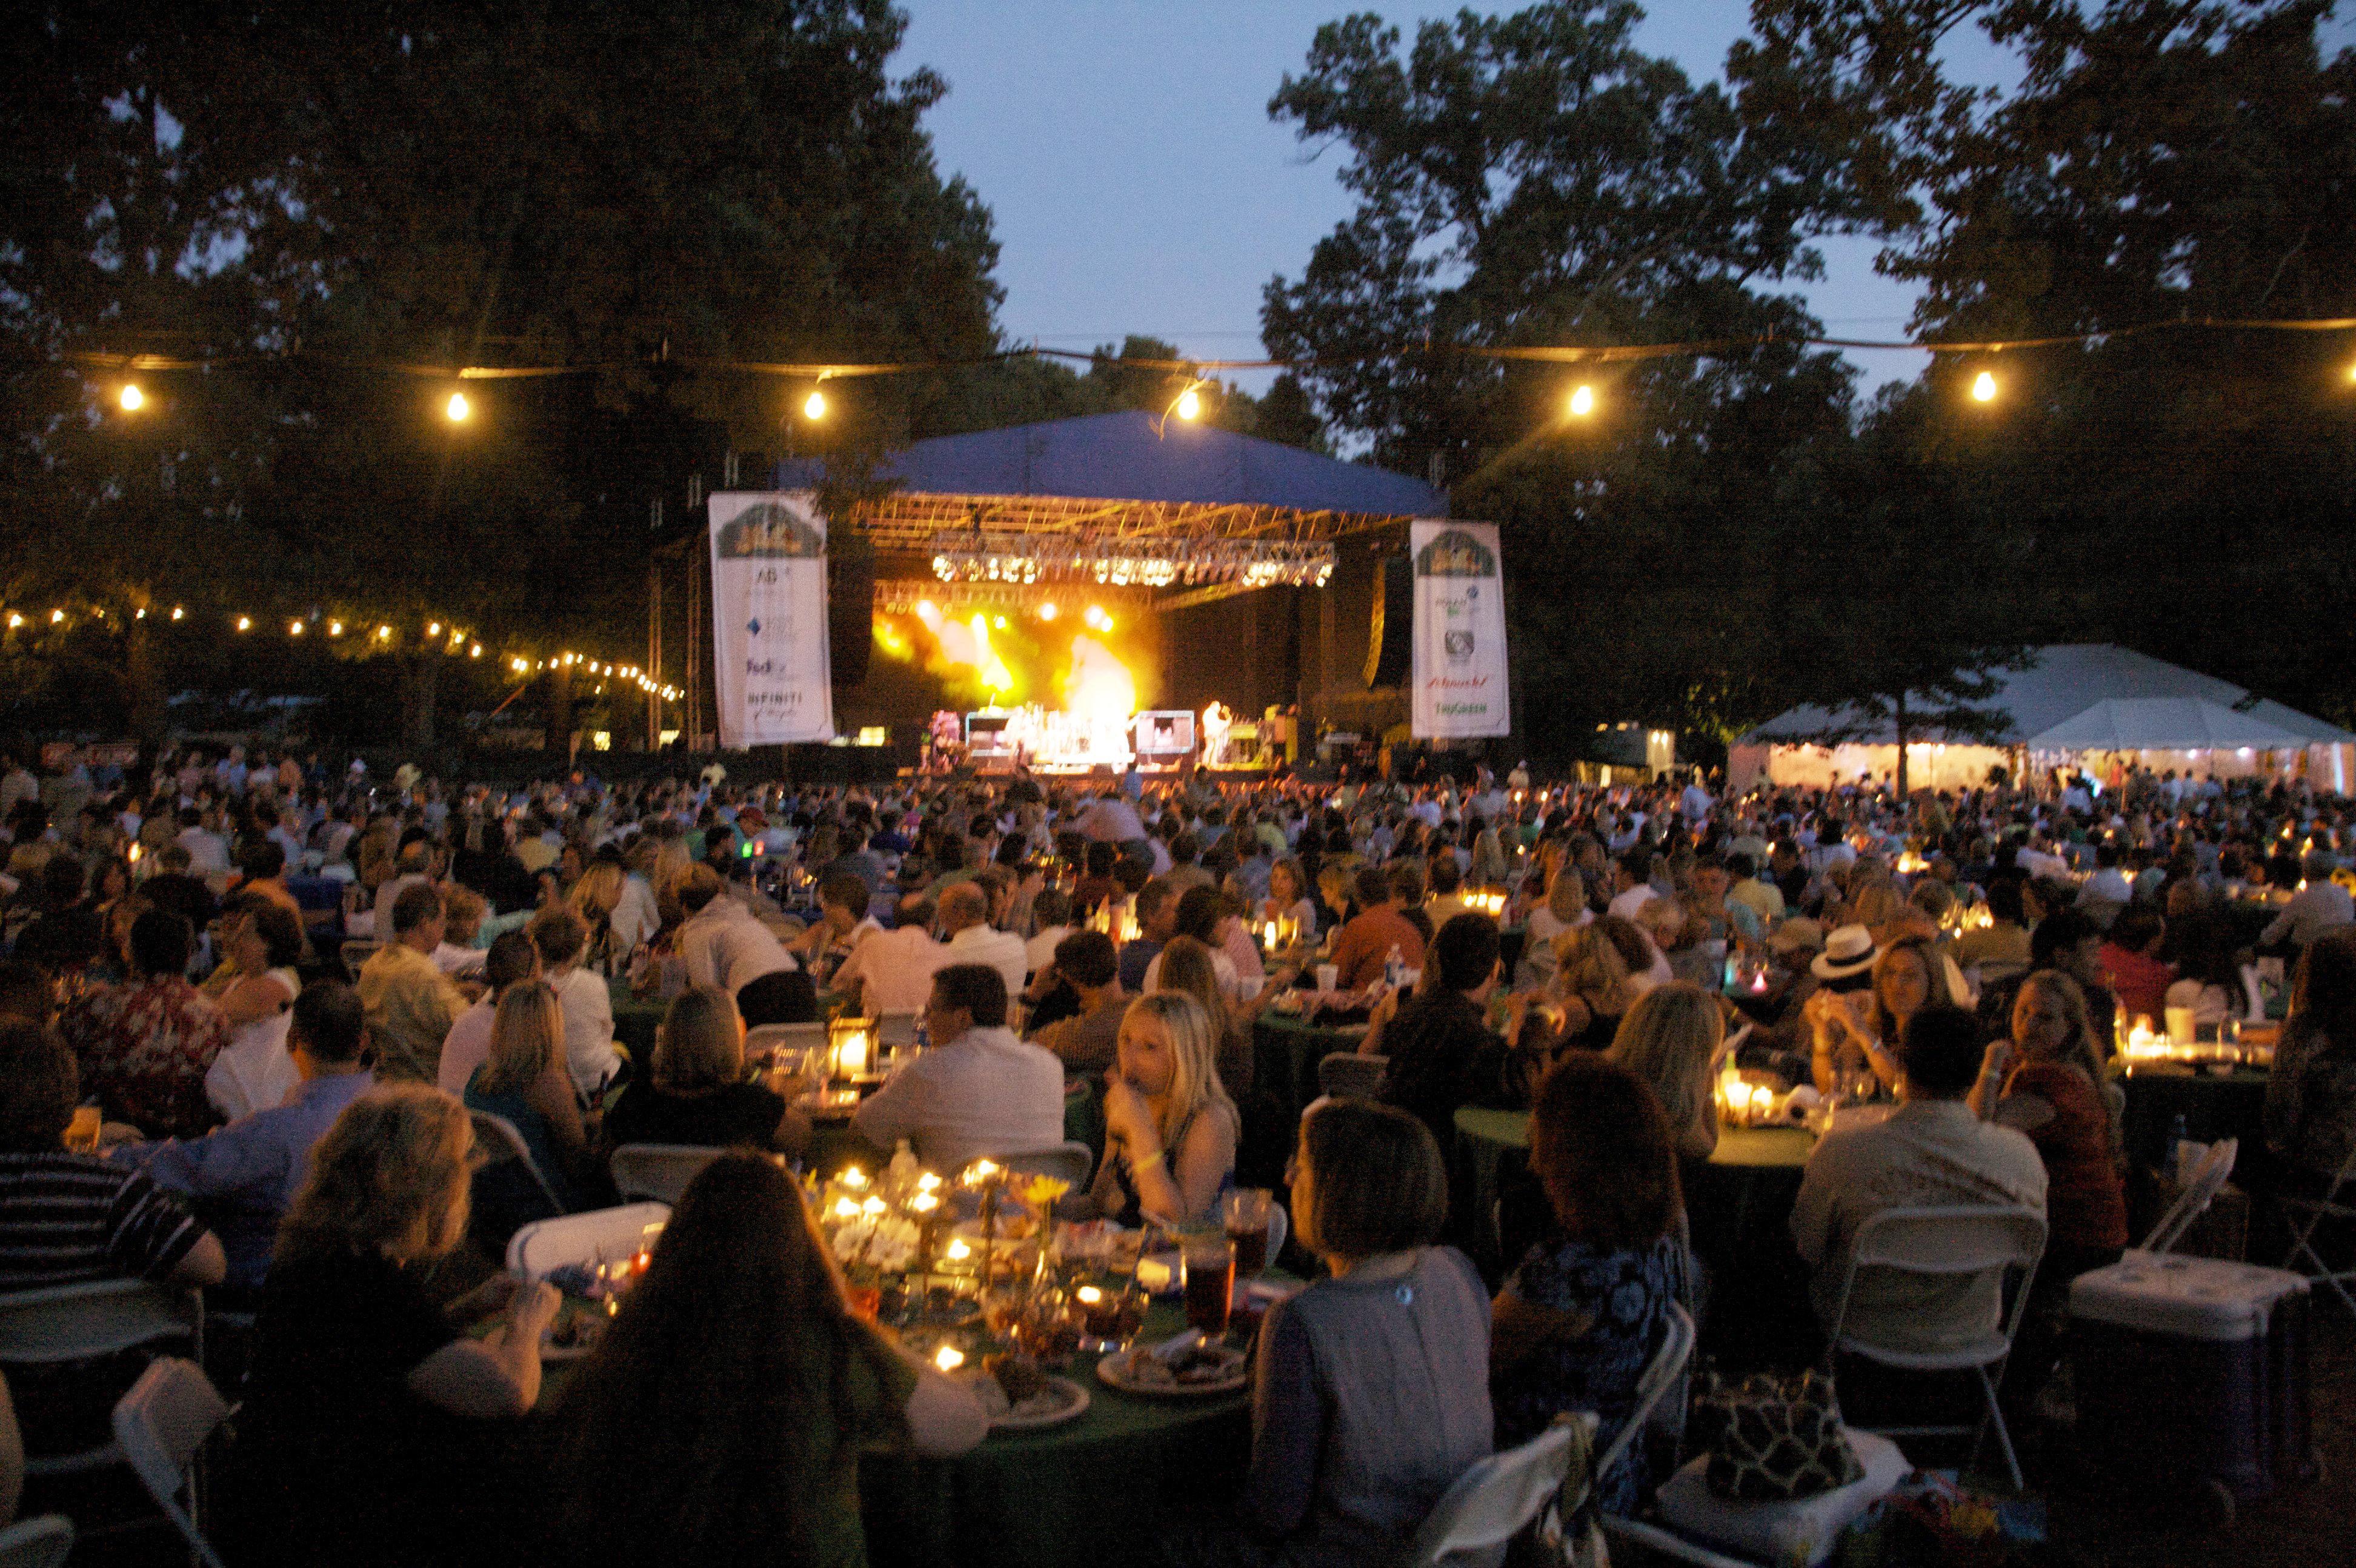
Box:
[1729,644,2356,793]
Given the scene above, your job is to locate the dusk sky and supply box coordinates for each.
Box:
[897,1,1947,394]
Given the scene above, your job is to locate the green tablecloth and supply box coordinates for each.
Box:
[862,1291,1252,1568]
[1253,1011,1369,1117]
[2120,1066,2270,1178]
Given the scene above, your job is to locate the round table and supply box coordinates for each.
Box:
[1252,1011,1370,1117]
[2120,1065,2270,1177]
[862,1292,1251,1568]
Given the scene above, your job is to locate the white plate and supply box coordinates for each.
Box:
[965,1372,1091,1431]
[1095,1344,1248,1397]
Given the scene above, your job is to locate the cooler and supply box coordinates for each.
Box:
[2068,1250,2315,1512]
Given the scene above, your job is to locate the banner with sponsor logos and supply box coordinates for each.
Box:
[708,491,836,746]
[1409,519,1511,739]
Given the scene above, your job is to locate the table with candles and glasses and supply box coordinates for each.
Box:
[2113,1017,2278,1183]
[541,1151,1296,1568]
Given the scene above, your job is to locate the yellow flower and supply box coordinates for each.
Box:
[1021,1174,1071,1209]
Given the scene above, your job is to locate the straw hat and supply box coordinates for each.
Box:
[1810,923,1880,980]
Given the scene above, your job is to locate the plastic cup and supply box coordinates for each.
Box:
[1315,964,1339,992]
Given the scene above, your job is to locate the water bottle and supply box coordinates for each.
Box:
[1383,944,1405,991]
[2167,1112,2191,1185]
[913,1012,931,1052]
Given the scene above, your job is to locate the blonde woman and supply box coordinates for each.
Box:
[569,860,627,974]
[604,986,806,1154]
[1607,981,1724,1160]
[1972,969,2127,1273]
[1515,866,1589,989]
[461,982,595,1215]
[1546,924,1637,1052]
[1092,991,1239,1227]
[234,1086,561,1566]
[1153,935,1259,1095]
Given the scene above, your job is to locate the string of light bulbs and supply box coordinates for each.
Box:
[0,602,681,702]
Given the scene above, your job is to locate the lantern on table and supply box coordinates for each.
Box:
[831,1016,876,1079]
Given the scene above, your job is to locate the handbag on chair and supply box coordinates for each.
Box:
[1690,1369,1865,1503]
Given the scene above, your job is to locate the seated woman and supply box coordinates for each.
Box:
[1242,1099,1491,1566]
[1545,925,1637,1052]
[1494,1056,1695,1514]
[602,987,804,1154]
[1806,931,1963,1100]
[2266,928,2356,1193]
[1514,865,1588,990]
[204,896,307,1121]
[1973,969,2127,1279]
[232,1086,561,1568]
[1152,935,1261,1095]
[538,1151,985,1564]
[1090,991,1239,1227]
[1606,981,1723,1162]
[461,982,597,1227]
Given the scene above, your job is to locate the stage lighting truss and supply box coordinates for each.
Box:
[926,533,1335,591]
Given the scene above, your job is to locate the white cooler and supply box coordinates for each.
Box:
[2068,1251,2316,1510]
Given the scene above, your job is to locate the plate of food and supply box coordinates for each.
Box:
[967,1355,1091,1431]
[1096,1336,1248,1397]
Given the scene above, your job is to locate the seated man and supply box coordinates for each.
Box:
[938,883,1027,1000]
[58,909,230,1140]
[1328,866,1426,992]
[1027,931,1130,1077]
[127,983,376,1293]
[1373,912,1513,1154]
[853,965,1063,1174]
[835,898,947,1018]
[357,883,468,1085]
[1791,1006,2046,1357]
[672,864,797,995]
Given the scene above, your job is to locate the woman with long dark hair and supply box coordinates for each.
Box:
[2268,928,2356,1190]
[539,1151,985,1568]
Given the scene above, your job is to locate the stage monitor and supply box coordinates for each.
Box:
[1133,710,1196,757]
[964,710,1015,756]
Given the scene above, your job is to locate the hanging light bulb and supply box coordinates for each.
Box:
[171,606,184,621]
[288,619,304,636]
[445,391,471,422]
[1971,370,1998,403]
[1568,384,1596,418]
[328,620,344,636]
[804,388,828,421]
[119,384,145,412]
[1037,602,1058,621]
[236,616,252,632]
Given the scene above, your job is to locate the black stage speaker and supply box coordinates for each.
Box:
[1364,553,1412,689]
[829,531,875,687]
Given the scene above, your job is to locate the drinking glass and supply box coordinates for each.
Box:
[64,1105,101,1154]
[1179,1231,1236,1337]
[1221,1189,1274,1278]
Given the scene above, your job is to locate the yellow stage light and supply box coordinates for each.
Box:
[512,657,529,673]
[993,614,1008,630]
[328,620,343,636]
[804,389,828,421]
[1176,388,1201,422]
[376,625,391,640]
[427,622,441,636]
[470,643,482,658]
[119,384,144,412]
[289,620,304,636]
[1971,371,1998,403]
[49,610,64,624]
[171,606,184,621]
[4,614,19,630]
[445,391,471,422]
[236,616,251,632]
[1568,384,1596,417]
[1037,602,1058,621]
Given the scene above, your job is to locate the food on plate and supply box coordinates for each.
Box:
[1120,1344,1242,1389]
[983,1351,1048,1403]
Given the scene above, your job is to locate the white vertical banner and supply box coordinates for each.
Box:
[708,491,836,746]
[1409,520,1511,739]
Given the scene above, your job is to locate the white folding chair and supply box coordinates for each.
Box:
[0,1279,204,1479]
[1823,1205,2046,1490]
[112,1357,232,1568]
[982,1143,1094,1189]
[468,1109,570,1220]
[1409,1414,1597,1568]
[0,1517,75,1568]
[1318,1051,1387,1100]
[2143,1137,2238,1256]
[2280,1140,2356,1315]
[608,1143,724,1205]
[744,1021,829,1066]
[505,1201,673,1278]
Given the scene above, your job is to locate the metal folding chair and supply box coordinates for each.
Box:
[112,1357,233,1568]
[2280,1140,2356,1315]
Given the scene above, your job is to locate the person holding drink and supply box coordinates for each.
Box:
[1088,992,1239,1227]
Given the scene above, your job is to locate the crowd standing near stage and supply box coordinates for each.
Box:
[0,739,2350,1561]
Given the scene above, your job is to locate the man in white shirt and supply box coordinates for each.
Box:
[530,908,623,1095]
[175,806,232,877]
[2261,852,2356,949]
[835,909,949,1017]
[938,882,1027,999]
[1791,1006,2046,1357]
[853,964,1064,1174]
[1606,848,1659,922]
[372,842,433,945]
[673,865,797,995]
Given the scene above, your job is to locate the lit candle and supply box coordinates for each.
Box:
[910,1192,940,1214]
[945,1237,972,1261]
[833,1197,861,1219]
[839,1168,868,1189]
[934,1344,965,1372]
[1075,1284,1103,1304]
[861,1196,887,1216]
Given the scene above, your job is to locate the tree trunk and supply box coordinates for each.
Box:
[400,655,439,748]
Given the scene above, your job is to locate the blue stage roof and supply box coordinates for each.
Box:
[779,410,1442,517]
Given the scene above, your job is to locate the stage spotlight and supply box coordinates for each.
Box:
[119,384,145,412]
[1971,371,1998,403]
[1568,384,1595,418]
[445,391,471,422]
[1037,602,1058,621]
[993,615,1008,630]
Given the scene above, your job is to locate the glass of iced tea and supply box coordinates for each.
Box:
[1179,1231,1236,1337]
[1222,1189,1274,1278]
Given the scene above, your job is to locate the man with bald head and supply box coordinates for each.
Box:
[939,881,1027,997]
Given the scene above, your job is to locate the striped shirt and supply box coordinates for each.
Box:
[0,1152,207,1291]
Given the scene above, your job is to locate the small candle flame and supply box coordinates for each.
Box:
[945,1238,972,1261]
[934,1344,965,1372]
[839,1168,868,1189]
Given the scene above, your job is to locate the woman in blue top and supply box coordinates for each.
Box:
[464,982,596,1226]
[1492,1055,1694,1515]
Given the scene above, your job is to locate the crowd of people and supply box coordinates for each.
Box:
[0,739,2351,1563]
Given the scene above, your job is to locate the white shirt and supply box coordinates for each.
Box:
[2078,867,2134,904]
[431,942,484,978]
[945,923,1029,1000]
[374,872,430,946]
[547,964,623,1095]
[851,1026,1065,1174]
[438,998,496,1096]
[1025,925,1074,980]
[1607,886,1658,922]
[676,897,797,995]
[177,826,231,876]
[837,925,950,1017]
[610,873,661,952]
[205,969,302,1121]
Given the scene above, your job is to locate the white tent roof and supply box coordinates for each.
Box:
[1738,644,2356,751]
